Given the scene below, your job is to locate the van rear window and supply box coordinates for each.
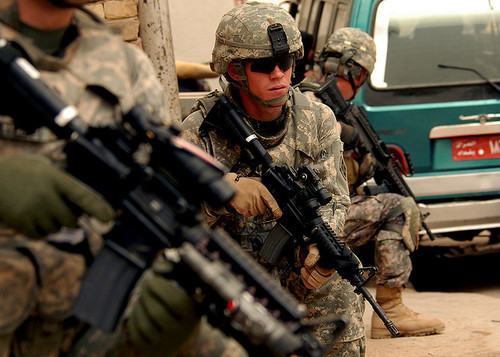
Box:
[371,0,500,90]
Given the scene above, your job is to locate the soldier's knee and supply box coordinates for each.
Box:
[0,250,37,335]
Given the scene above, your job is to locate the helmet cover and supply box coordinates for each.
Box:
[211,1,304,74]
[318,27,376,75]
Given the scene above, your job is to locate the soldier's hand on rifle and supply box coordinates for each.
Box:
[0,155,114,239]
[298,243,336,289]
[339,122,360,150]
[357,152,376,185]
[223,173,282,218]
[126,256,201,357]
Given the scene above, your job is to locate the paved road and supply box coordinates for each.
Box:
[361,246,500,357]
[363,284,500,357]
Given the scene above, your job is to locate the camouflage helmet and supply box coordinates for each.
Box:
[210,1,304,74]
[318,27,376,75]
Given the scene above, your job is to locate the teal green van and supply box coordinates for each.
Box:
[296,0,500,246]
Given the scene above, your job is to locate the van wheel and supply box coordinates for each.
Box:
[410,246,500,292]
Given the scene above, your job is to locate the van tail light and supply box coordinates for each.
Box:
[386,144,414,176]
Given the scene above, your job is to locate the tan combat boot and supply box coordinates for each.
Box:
[371,285,445,339]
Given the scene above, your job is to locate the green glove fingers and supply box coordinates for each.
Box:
[55,165,115,223]
[127,274,201,357]
[0,155,114,238]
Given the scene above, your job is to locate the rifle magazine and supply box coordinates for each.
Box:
[73,245,144,332]
[258,223,293,266]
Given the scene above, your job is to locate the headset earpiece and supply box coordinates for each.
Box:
[322,55,362,80]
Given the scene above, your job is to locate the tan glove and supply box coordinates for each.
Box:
[299,244,336,289]
[223,173,282,219]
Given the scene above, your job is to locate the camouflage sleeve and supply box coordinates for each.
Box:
[311,101,350,236]
[125,45,172,126]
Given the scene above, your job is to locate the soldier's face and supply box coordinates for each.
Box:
[333,70,368,101]
[244,60,292,103]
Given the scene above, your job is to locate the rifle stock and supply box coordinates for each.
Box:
[0,39,325,357]
[314,75,435,241]
[206,94,400,337]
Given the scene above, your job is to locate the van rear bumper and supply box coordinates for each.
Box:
[404,171,500,233]
[366,170,500,234]
[418,198,500,233]
[405,170,500,198]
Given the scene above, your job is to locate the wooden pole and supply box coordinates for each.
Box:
[138,0,181,122]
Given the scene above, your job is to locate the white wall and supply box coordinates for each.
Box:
[168,0,235,64]
[168,0,290,92]
[168,0,288,64]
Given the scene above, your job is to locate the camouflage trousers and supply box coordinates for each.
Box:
[341,193,412,287]
[0,235,245,357]
[279,262,366,357]
[0,235,85,357]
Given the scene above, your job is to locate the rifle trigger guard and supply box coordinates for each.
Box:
[357,266,378,286]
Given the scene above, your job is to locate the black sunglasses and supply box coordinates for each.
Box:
[247,54,294,74]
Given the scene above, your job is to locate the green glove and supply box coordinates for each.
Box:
[127,268,201,357]
[0,155,114,238]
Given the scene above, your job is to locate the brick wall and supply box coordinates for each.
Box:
[85,0,142,47]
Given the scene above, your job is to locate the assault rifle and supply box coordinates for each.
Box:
[314,75,435,240]
[0,39,326,356]
[204,94,400,337]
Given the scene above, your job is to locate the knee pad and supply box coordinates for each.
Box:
[399,197,420,252]
[383,197,420,252]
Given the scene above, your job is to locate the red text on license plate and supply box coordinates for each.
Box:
[452,135,500,161]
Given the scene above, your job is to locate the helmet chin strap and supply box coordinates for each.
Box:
[346,71,358,101]
[232,61,289,108]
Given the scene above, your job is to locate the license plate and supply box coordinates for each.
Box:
[451,135,500,161]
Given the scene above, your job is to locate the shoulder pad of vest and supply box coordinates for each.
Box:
[190,90,222,117]
[295,80,320,93]
[290,86,313,108]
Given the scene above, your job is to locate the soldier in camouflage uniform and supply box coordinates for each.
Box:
[298,27,445,339]
[182,3,367,356]
[0,0,246,356]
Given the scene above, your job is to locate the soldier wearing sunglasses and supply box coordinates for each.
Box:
[182,2,366,356]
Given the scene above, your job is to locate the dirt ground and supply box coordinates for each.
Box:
[361,284,500,357]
